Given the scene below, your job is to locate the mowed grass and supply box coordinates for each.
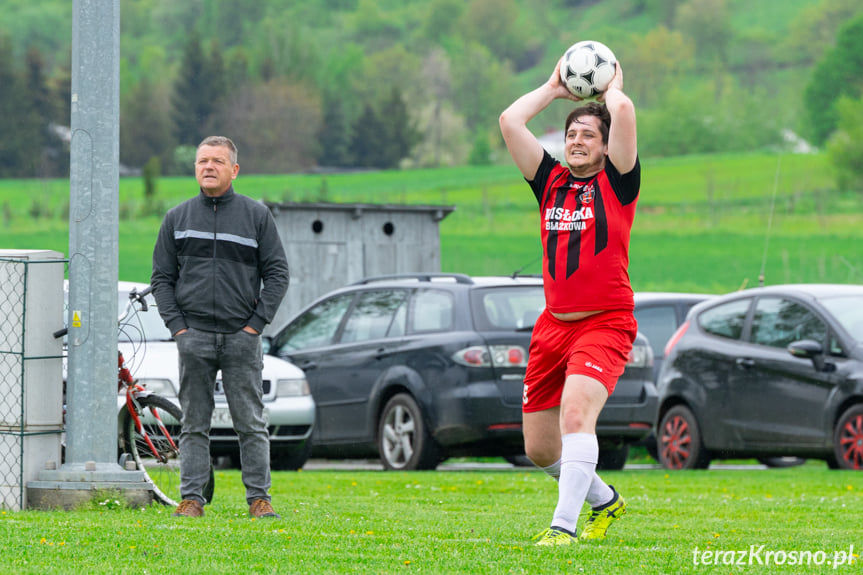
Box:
[0,151,860,293]
[1,465,860,574]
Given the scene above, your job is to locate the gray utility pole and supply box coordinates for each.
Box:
[65,0,122,467]
[29,0,151,507]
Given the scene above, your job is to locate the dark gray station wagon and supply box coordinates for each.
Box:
[266,274,656,470]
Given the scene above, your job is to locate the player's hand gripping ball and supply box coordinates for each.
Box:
[559,41,617,99]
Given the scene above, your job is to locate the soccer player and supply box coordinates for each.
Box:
[499,57,638,545]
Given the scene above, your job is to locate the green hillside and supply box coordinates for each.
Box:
[2,0,860,178]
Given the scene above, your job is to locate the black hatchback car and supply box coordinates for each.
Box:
[266,273,656,470]
[655,283,863,470]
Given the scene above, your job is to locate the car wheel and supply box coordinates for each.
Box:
[271,439,313,471]
[378,393,440,471]
[832,404,863,470]
[597,445,629,471]
[657,405,710,470]
[504,454,534,467]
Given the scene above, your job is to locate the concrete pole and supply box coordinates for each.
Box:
[65,0,122,468]
[28,0,151,507]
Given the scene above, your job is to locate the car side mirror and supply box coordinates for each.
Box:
[787,339,835,373]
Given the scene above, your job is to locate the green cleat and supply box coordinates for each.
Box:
[579,486,626,540]
[533,527,577,546]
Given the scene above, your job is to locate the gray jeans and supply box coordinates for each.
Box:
[175,327,271,505]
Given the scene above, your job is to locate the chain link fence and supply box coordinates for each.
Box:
[0,256,66,510]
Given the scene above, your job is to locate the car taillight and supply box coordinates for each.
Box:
[453,345,528,368]
[626,342,653,367]
[664,321,690,358]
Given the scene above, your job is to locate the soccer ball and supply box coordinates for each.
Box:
[559,41,617,99]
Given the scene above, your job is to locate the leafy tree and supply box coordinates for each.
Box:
[142,156,161,211]
[420,0,465,44]
[24,46,60,176]
[782,0,862,65]
[448,41,516,133]
[623,26,694,107]
[675,0,730,68]
[0,36,42,177]
[802,12,863,146]
[418,47,453,168]
[379,86,419,169]
[826,96,863,192]
[171,31,225,146]
[121,77,174,169]
[467,131,492,166]
[639,78,782,156]
[317,95,353,167]
[644,0,685,28]
[208,80,322,174]
[350,103,387,168]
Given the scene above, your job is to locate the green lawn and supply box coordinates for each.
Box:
[0,151,860,292]
[2,465,859,574]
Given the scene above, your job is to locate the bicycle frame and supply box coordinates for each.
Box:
[118,351,179,463]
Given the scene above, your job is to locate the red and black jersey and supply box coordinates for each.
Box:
[528,150,640,314]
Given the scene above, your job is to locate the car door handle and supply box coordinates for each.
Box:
[735,357,755,369]
[298,361,318,371]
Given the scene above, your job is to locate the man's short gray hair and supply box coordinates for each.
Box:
[198,136,238,165]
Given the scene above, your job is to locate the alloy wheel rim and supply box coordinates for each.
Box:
[839,414,863,470]
[661,415,692,469]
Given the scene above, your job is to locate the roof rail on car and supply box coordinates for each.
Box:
[352,273,474,285]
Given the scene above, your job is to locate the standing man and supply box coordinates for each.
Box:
[499,57,639,545]
[151,136,290,519]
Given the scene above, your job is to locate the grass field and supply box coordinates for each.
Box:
[2,465,860,574]
[1,151,860,293]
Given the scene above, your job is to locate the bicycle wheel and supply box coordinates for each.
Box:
[122,394,183,506]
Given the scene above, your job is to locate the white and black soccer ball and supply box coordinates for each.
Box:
[559,41,617,99]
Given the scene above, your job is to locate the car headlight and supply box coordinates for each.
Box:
[277,378,310,397]
[132,378,177,397]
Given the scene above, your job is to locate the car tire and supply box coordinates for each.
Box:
[757,457,806,468]
[597,445,630,471]
[832,404,863,470]
[504,454,534,467]
[271,439,313,471]
[378,393,440,471]
[657,405,710,470]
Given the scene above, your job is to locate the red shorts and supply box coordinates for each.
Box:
[522,309,637,413]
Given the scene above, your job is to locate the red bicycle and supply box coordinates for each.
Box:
[55,286,211,506]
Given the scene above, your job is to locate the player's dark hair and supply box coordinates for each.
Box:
[564,102,611,144]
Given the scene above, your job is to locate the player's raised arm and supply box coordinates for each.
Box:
[600,62,637,174]
[500,58,581,180]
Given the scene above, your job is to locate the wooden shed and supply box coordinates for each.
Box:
[265,201,456,332]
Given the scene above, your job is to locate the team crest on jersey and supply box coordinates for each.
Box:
[579,188,595,204]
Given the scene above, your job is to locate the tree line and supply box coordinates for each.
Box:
[0,0,862,190]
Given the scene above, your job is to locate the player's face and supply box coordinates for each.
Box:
[195,145,239,196]
[564,115,607,177]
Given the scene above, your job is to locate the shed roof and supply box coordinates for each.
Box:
[264,201,456,222]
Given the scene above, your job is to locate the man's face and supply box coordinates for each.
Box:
[195,144,239,196]
[564,115,607,176]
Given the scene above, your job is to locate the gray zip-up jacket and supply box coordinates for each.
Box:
[151,186,289,335]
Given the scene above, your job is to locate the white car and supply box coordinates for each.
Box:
[115,281,315,470]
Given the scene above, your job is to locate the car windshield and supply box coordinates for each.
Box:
[471,286,545,331]
[118,291,173,342]
[818,295,863,343]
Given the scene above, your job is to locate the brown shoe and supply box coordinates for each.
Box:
[249,498,280,519]
[172,499,204,517]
